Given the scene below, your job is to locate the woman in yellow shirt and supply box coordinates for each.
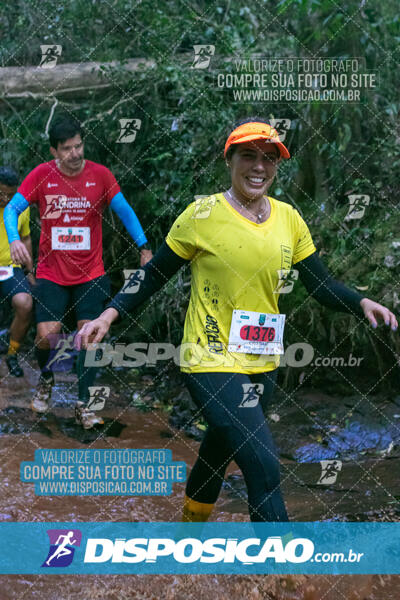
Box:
[77,121,397,522]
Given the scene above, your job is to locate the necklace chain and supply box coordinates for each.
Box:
[227,189,268,223]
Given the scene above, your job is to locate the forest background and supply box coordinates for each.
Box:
[0,0,399,394]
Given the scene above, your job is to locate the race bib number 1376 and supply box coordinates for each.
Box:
[228,310,285,355]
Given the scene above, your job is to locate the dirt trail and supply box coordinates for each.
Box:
[0,360,398,598]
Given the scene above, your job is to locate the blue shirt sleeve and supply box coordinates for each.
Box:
[109,192,148,248]
[3,193,29,243]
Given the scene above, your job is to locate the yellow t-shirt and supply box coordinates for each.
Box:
[0,206,30,267]
[166,193,316,374]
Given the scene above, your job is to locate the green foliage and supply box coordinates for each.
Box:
[1,0,399,391]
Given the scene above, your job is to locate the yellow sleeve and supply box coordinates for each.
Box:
[18,207,31,237]
[165,202,198,260]
[292,209,316,264]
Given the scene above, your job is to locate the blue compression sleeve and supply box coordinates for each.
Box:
[110,192,148,248]
[3,193,29,243]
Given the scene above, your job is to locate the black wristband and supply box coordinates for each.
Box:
[139,243,151,251]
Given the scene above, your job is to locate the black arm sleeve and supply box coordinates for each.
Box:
[107,241,189,318]
[296,251,365,317]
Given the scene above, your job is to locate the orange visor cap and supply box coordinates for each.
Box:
[224,122,290,159]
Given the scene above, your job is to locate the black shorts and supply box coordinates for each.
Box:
[0,267,31,301]
[34,275,111,324]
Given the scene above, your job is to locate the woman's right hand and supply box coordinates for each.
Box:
[76,308,119,349]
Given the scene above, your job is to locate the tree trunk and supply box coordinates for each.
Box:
[0,59,155,98]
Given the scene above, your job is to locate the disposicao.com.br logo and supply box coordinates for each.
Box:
[33,526,369,574]
[82,536,365,566]
[83,536,314,564]
[0,522,385,574]
[42,529,82,567]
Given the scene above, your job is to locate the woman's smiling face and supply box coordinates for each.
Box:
[229,140,280,201]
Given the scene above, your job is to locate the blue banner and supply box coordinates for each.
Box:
[0,522,398,574]
[20,449,186,496]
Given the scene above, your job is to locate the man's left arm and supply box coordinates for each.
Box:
[21,234,35,284]
[109,192,153,266]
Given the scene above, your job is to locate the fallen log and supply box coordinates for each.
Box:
[0,58,155,98]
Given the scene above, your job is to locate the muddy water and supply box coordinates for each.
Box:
[0,361,399,599]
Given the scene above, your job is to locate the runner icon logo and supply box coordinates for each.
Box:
[122,269,145,294]
[46,333,77,372]
[43,195,67,219]
[269,119,291,142]
[191,45,215,69]
[344,195,370,221]
[317,460,342,485]
[39,45,62,68]
[274,269,299,294]
[87,386,110,411]
[117,119,142,143]
[239,383,264,408]
[42,529,82,568]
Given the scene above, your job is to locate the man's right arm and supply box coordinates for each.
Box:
[4,193,31,266]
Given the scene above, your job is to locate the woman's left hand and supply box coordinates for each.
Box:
[360,298,398,331]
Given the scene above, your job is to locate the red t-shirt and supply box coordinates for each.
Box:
[18,160,120,285]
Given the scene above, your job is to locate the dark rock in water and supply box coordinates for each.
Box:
[0,329,8,354]
[55,417,126,443]
[294,443,339,463]
[0,406,52,436]
[329,421,392,452]
[223,473,247,499]
[169,409,194,429]
[167,416,204,441]
[173,389,197,412]
[294,418,400,463]
[49,383,79,407]
[183,425,204,442]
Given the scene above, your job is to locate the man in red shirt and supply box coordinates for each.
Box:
[5,117,152,428]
